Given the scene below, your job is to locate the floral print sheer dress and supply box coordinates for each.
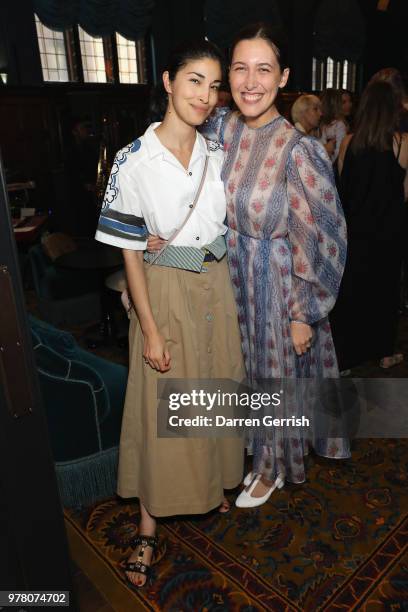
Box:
[205,111,351,483]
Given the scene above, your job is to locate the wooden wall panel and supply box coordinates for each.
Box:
[0,85,150,232]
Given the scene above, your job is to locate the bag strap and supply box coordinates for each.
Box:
[149,148,209,264]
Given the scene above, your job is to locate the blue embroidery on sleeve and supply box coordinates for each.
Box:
[102,139,141,211]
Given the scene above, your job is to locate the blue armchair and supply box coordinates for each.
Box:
[29,316,128,507]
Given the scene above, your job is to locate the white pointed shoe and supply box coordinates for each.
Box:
[235,474,285,508]
[243,471,254,486]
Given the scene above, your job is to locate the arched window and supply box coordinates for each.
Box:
[78,27,108,83]
[116,33,144,84]
[34,14,146,85]
[312,57,359,92]
[35,14,73,82]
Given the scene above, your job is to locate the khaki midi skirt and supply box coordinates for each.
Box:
[117,257,245,517]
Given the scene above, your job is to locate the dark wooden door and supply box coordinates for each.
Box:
[0,148,78,609]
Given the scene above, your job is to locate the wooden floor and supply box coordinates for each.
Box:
[72,562,115,612]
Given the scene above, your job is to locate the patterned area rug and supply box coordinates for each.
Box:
[65,439,408,611]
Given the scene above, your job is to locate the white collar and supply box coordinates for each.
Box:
[144,123,211,163]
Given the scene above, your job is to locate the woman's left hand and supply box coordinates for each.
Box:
[147,234,167,253]
[290,321,313,355]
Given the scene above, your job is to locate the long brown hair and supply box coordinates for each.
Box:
[369,67,406,108]
[351,81,399,153]
[320,88,344,127]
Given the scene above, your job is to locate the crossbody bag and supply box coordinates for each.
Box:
[123,147,210,315]
[148,149,209,264]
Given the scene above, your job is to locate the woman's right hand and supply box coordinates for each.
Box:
[143,329,171,372]
[290,321,313,356]
[147,234,167,253]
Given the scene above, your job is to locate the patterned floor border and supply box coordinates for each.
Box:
[65,505,408,612]
[163,513,408,612]
[323,515,408,611]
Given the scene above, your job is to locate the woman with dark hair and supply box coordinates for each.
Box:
[95,40,244,587]
[200,23,349,506]
[331,81,408,370]
[320,88,348,163]
[369,70,408,312]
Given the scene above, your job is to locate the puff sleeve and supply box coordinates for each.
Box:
[200,107,231,146]
[286,136,347,325]
[95,140,148,250]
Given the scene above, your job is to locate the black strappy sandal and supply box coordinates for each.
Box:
[123,535,158,588]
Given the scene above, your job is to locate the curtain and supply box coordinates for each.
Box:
[314,0,365,61]
[205,0,283,50]
[33,0,154,40]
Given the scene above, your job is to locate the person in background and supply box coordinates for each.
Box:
[320,88,348,163]
[368,69,408,314]
[369,67,408,132]
[330,81,408,371]
[291,93,322,135]
[291,94,335,157]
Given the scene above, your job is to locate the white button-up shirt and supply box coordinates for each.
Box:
[95,123,227,250]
